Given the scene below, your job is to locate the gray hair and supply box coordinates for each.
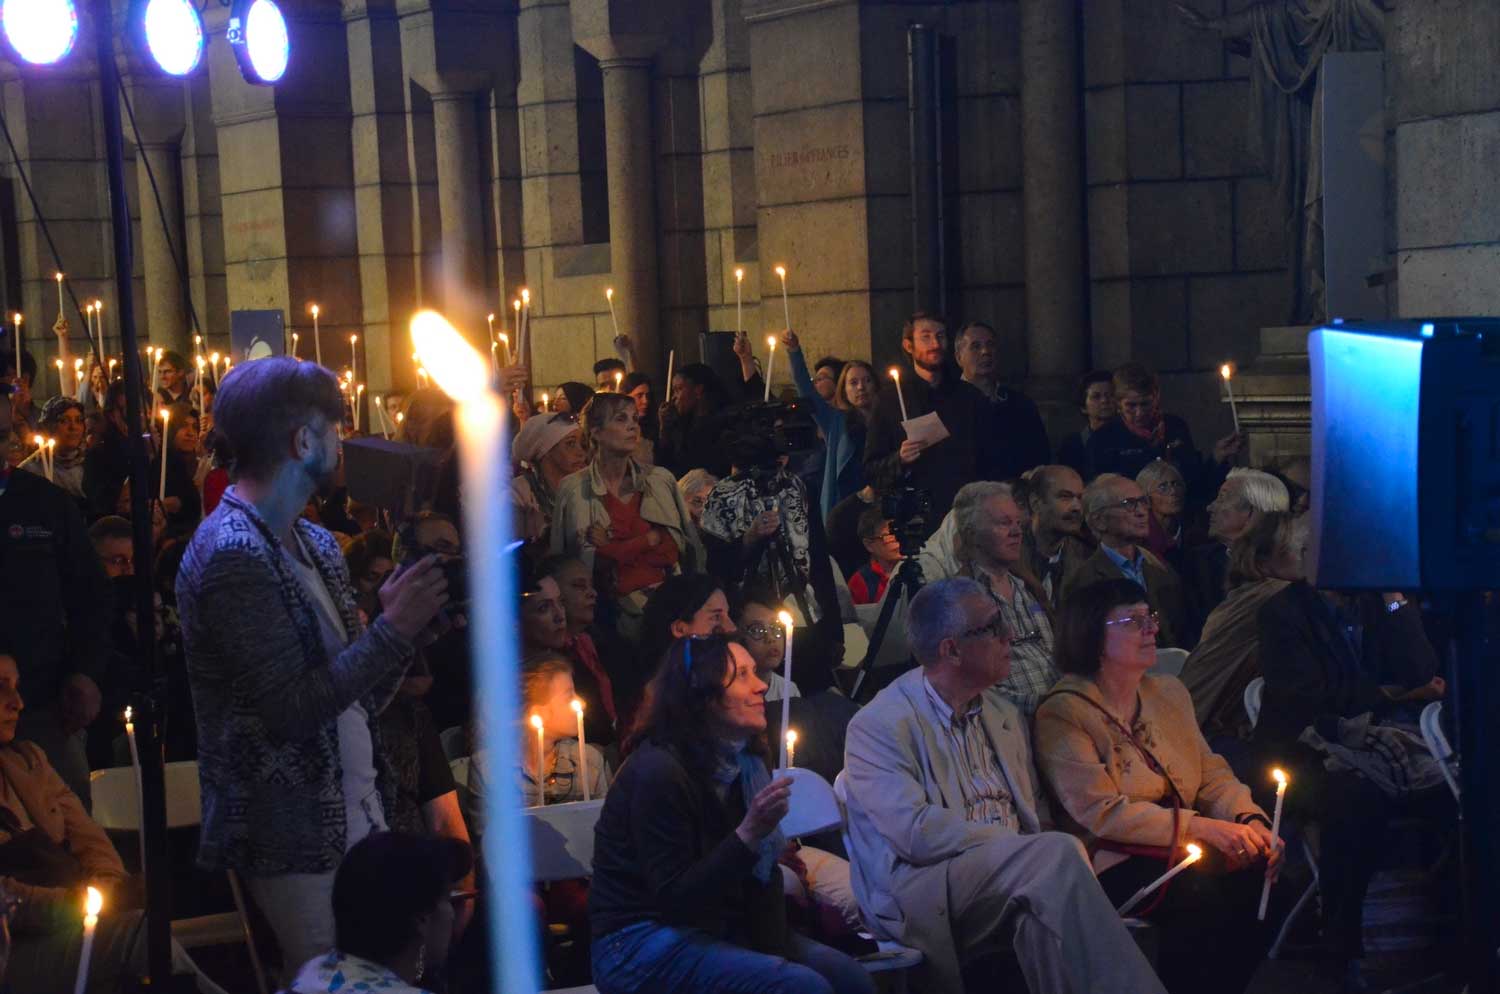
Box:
[1135,458,1183,496]
[677,468,718,498]
[907,576,987,665]
[952,481,1015,552]
[1225,468,1290,514]
[1082,473,1133,526]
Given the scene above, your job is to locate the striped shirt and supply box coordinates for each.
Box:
[971,566,1059,715]
[921,676,1019,830]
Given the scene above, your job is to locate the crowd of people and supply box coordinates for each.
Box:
[0,306,1457,994]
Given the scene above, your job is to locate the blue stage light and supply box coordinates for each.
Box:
[142,0,203,76]
[228,0,288,84]
[0,0,78,65]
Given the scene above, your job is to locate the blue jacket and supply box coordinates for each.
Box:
[788,349,866,521]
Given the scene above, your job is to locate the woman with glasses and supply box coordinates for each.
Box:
[589,634,874,994]
[782,329,876,522]
[1035,578,1281,994]
[1137,459,1188,571]
[733,587,800,702]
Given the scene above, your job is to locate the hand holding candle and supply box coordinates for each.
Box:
[777,610,795,768]
[1258,768,1289,920]
[1118,843,1203,916]
[1220,363,1240,434]
[571,698,590,801]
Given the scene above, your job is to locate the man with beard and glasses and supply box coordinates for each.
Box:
[1022,465,1093,611]
[863,312,992,537]
[176,357,453,980]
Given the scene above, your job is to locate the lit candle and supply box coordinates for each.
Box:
[605,287,619,338]
[158,408,171,502]
[888,367,909,421]
[487,312,495,344]
[734,267,744,336]
[310,303,322,367]
[530,713,546,806]
[195,356,206,409]
[1258,768,1289,920]
[774,265,790,331]
[1220,363,1240,434]
[571,698,590,801]
[73,885,103,994]
[777,610,794,769]
[92,300,102,345]
[107,358,116,382]
[350,333,360,379]
[54,271,64,317]
[664,349,675,405]
[73,357,83,395]
[512,298,521,361]
[519,288,531,367]
[1118,844,1203,916]
[785,729,798,769]
[355,384,366,433]
[291,332,299,359]
[410,308,541,988]
[763,335,777,402]
[541,391,550,413]
[373,395,390,439]
[45,439,55,482]
[209,352,221,389]
[498,332,512,368]
[11,313,19,375]
[613,370,623,393]
[123,706,145,868]
[150,347,162,398]
[54,358,65,396]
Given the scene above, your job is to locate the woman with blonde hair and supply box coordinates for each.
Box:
[783,329,877,521]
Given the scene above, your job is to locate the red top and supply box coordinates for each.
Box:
[203,467,229,515]
[595,491,679,596]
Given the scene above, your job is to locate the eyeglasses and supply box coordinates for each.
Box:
[957,614,1009,643]
[1152,480,1185,495]
[1109,496,1151,513]
[1104,611,1160,634]
[742,622,786,643]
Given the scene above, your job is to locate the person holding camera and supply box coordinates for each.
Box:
[177,357,454,980]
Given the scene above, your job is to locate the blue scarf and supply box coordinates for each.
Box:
[711,740,784,884]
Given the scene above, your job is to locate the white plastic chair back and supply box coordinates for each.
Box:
[778,767,842,838]
[527,799,604,883]
[88,761,202,830]
[1419,701,1460,801]
[1244,677,1265,729]
[449,756,470,788]
[1151,648,1189,678]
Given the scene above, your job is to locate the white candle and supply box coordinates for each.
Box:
[605,287,619,337]
[291,332,299,360]
[73,886,103,994]
[107,358,116,383]
[889,367,909,421]
[54,271,64,318]
[1118,844,1203,916]
[411,309,541,989]
[1221,363,1240,434]
[498,333,512,368]
[530,712,546,805]
[734,267,744,336]
[209,353,221,390]
[350,333,360,380]
[123,707,145,869]
[45,439,55,482]
[487,312,495,344]
[54,358,65,396]
[511,299,521,362]
[777,610,794,769]
[73,357,83,395]
[151,348,162,398]
[92,300,102,347]
[541,392,550,413]
[571,698,590,802]
[372,395,390,439]
[665,349,675,405]
[763,335,777,402]
[1258,768,1289,920]
[10,313,18,376]
[158,408,171,502]
[355,384,366,434]
[613,370,623,393]
[774,265,790,331]
[519,288,531,367]
[785,729,797,769]
[310,304,322,367]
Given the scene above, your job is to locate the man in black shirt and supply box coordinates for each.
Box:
[955,321,1051,480]
[0,378,110,804]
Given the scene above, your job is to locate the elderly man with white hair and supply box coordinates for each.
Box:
[843,577,1167,994]
[1061,473,1189,648]
[1181,468,1291,643]
[950,481,1058,714]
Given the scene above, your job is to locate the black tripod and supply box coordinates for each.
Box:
[848,553,926,702]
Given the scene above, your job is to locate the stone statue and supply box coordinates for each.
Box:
[1177,0,1386,324]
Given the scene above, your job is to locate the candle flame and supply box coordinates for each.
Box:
[410,310,489,405]
[74,358,82,370]
[54,272,62,282]
[774,265,787,279]
[31,434,42,447]
[614,371,623,389]
[46,439,54,451]
[529,713,544,730]
[54,359,62,370]
[160,407,171,425]
[395,412,405,423]
[888,366,901,381]
[1220,363,1232,380]
[513,299,521,312]
[309,303,319,318]
[196,356,205,369]
[154,348,163,361]
[570,698,584,715]
[85,304,93,315]
[605,287,613,301]
[84,886,102,917]
[1272,768,1288,786]
[499,333,509,345]
[487,313,495,322]
[350,334,358,345]
[11,313,19,325]
[93,300,101,311]
[777,610,794,629]
[1186,844,1203,861]
[766,335,777,349]
[785,729,798,748]
[734,267,744,281]
[542,392,549,408]
[123,706,132,724]
[194,335,201,346]
[521,288,530,305]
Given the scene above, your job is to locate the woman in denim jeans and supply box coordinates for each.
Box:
[588,635,873,994]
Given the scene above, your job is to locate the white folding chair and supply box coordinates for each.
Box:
[449,755,471,789]
[1420,701,1460,801]
[89,763,271,994]
[526,800,605,993]
[1244,676,1265,729]
[1151,648,1189,678]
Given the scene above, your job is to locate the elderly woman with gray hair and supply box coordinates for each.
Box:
[1136,459,1187,571]
[676,468,718,530]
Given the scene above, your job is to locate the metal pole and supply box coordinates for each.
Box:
[907,25,943,316]
[90,0,174,981]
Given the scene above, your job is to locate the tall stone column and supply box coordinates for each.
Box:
[1021,0,1087,395]
[134,141,190,353]
[600,57,661,376]
[430,90,485,340]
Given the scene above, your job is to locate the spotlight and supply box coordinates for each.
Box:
[227,0,288,85]
[140,0,204,76]
[0,0,78,65]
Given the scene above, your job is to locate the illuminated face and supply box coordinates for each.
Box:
[1084,381,1116,426]
[903,320,948,372]
[957,326,997,380]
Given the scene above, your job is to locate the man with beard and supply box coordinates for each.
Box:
[864,313,991,537]
[955,321,1051,480]
[1022,465,1093,610]
[176,357,452,978]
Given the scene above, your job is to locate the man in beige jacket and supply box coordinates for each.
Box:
[843,577,1165,993]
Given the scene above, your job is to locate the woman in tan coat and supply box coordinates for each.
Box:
[1035,578,1282,994]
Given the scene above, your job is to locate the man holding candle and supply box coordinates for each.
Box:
[176,357,453,980]
[843,577,1167,994]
